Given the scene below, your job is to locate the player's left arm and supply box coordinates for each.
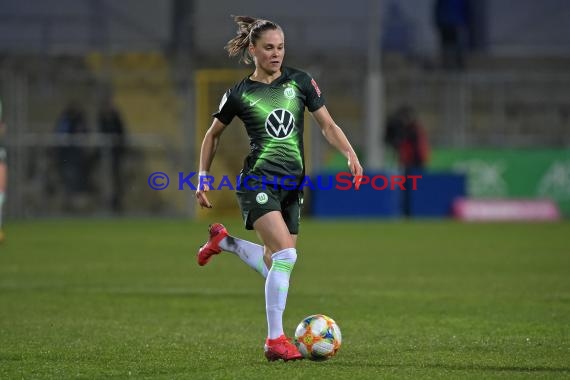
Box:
[311,106,363,184]
[0,160,6,193]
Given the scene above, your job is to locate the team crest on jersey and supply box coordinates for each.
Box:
[265,109,295,140]
[284,86,296,99]
[256,192,269,204]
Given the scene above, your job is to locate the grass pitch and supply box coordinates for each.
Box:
[0,219,569,379]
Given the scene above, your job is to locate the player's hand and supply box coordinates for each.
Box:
[196,183,212,208]
[347,151,364,189]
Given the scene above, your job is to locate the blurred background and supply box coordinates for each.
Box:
[1,0,569,221]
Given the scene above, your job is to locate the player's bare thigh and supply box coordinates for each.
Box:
[253,210,297,265]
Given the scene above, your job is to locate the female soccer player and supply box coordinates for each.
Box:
[195,16,363,361]
[0,99,6,243]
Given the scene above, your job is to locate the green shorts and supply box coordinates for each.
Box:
[236,176,303,234]
[0,147,6,162]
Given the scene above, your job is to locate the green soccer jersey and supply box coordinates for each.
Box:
[0,126,5,162]
[0,98,4,161]
[213,66,325,184]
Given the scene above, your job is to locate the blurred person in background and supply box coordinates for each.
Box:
[0,99,7,242]
[434,0,471,70]
[54,102,90,211]
[195,16,363,361]
[97,98,126,213]
[384,105,430,216]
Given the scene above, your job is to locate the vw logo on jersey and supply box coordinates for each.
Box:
[265,108,295,140]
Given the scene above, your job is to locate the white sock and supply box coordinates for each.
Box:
[265,248,297,339]
[219,236,269,278]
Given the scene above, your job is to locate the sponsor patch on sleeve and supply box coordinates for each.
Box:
[311,78,322,97]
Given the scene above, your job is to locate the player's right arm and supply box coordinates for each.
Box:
[196,118,227,208]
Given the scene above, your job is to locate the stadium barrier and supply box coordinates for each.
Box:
[408,171,467,217]
[453,198,561,221]
[310,170,466,218]
[430,149,570,217]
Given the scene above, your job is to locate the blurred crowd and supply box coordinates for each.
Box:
[53,99,127,214]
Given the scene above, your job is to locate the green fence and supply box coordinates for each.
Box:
[429,149,570,216]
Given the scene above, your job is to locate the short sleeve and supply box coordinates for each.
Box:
[302,73,326,112]
[212,89,237,125]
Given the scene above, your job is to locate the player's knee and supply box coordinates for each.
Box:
[272,247,297,265]
[265,237,295,254]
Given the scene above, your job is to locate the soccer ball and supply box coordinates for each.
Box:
[294,314,342,360]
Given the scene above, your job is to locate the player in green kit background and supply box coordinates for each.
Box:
[0,99,7,243]
[195,16,363,361]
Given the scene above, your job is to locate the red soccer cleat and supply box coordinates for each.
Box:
[264,335,304,362]
[197,223,228,266]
